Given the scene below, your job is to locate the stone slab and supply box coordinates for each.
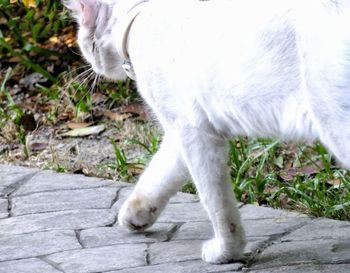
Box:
[0,199,7,219]
[252,239,350,269]
[282,218,350,241]
[11,187,119,216]
[158,203,208,223]
[0,164,38,188]
[240,204,308,220]
[149,240,203,264]
[111,260,243,273]
[172,222,212,241]
[80,223,176,247]
[0,230,81,262]
[12,171,122,196]
[46,244,147,273]
[0,209,117,236]
[243,217,311,237]
[114,188,200,210]
[0,258,61,273]
[0,188,5,198]
[247,264,350,273]
[169,192,200,203]
[170,217,309,242]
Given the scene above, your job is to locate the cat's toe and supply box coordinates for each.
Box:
[118,194,159,232]
[202,239,245,264]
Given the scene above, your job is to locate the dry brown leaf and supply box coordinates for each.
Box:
[120,103,148,121]
[29,142,48,152]
[279,161,325,182]
[66,122,92,129]
[23,0,36,8]
[327,178,341,188]
[104,110,132,122]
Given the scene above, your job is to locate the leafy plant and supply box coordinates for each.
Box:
[0,0,73,82]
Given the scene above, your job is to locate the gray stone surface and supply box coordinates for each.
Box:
[0,164,349,273]
[0,230,81,262]
[247,264,350,273]
[0,209,117,235]
[158,202,208,222]
[80,223,176,247]
[111,260,243,273]
[0,199,7,219]
[12,171,119,196]
[11,187,119,216]
[243,217,311,237]
[251,239,350,270]
[46,244,147,273]
[282,218,350,241]
[0,165,38,188]
[240,204,307,220]
[149,240,203,264]
[0,258,62,273]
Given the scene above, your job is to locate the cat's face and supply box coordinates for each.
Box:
[65,0,127,80]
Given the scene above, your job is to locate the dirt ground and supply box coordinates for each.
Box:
[0,116,160,182]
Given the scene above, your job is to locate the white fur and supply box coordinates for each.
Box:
[66,0,350,264]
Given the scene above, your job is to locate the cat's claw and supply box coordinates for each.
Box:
[118,194,159,232]
[201,239,246,264]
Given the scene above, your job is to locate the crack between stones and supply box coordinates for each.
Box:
[145,243,151,265]
[245,219,312,268]
[109,188,121,209]
[11,206,114,217]
[244,260,350,272]
[74,230,84,248]
[11,185,126,198]
[7,197,12,217]
[164,222,184,242]
[4,172,38,197]
[39,256,66,273]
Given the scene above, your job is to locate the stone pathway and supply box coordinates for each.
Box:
[0,164,349,273]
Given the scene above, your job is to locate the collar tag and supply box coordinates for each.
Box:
[122,60,137,80]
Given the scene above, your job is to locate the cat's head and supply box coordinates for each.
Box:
[65,0,127,80]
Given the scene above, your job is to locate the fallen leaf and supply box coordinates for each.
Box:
[19,72,47,90]
[49,36,59,44]
[327,178,341,188]
[128,163,144,175]
[23,0,36,8]
[60,125,105,137]
[120,102,148,121]
[279,161,325,182]
[66,122,92,129]
[104,110,131,122]
[29,142,48,152]
[299,161,324,176]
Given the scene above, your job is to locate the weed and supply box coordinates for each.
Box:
[0,68,28,158]
[229,137,350,220]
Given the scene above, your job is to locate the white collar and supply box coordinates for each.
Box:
[116,1,149,80]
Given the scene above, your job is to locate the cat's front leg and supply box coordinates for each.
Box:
[118,133,188,231]
[179,125,246,264]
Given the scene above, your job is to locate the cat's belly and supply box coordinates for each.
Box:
[198,91,318,142]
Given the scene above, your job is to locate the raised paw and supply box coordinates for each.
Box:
[202,238,246,264]
[118,194,160,232]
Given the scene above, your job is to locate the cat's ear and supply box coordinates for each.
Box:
[80,0,99,28]
[64,0,99,28]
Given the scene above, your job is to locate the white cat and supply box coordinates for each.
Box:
[65,0,350,264]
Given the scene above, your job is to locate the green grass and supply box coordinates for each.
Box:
[229,138,350,220]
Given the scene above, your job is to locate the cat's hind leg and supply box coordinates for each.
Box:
[178,125,246,264]
[118,132,189,231]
